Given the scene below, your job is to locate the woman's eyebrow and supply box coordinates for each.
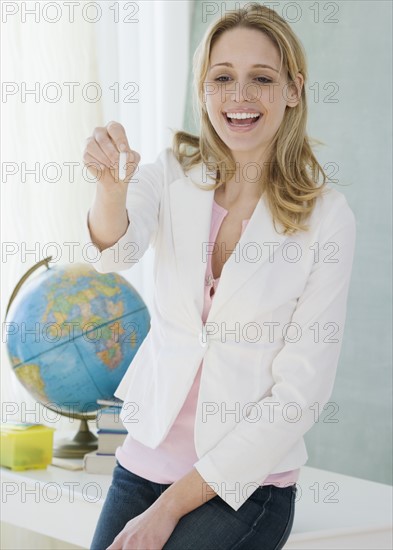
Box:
[209,62,279,73]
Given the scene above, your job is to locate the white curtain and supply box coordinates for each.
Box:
[1,1,192,548]
[92,0,192,307]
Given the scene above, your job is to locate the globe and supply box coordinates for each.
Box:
[4,257,150,457]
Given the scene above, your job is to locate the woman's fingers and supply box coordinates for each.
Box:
[84,136,112,168]
[93,127,120,168]
[83,151,106,177]
[83,122,141,189]
[106,121,130,154]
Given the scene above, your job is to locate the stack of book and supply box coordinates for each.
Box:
[83,398,127,474]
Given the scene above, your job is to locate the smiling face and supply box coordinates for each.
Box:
[205,26,302,167]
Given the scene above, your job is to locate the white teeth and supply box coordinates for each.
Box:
[226,112,260,119]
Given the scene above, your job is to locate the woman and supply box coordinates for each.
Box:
[83,4,356,549]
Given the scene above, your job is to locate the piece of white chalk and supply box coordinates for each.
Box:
[119,151,127,180]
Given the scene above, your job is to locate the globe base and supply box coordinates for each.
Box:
[53,418,98,458]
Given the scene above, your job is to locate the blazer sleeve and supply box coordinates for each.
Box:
[82,148,167,274]
[193,193,357,512]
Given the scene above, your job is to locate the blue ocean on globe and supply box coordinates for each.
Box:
[5,262,150,414]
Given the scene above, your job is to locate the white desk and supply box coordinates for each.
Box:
[1,458,392,549]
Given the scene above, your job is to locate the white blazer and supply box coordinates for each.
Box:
[84,147,356,511]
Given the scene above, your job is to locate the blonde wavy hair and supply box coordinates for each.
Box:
[171,2,330,236]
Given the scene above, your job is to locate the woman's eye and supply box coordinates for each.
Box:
[214,76,272,84]
[256,77,273,84]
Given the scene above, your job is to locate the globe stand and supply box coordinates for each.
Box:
[53,417,98,459]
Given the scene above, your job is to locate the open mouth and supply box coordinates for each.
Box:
[222,112,262,130]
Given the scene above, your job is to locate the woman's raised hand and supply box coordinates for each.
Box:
[83,121,141,193]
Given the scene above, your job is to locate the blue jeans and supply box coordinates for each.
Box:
[90,460,297,550]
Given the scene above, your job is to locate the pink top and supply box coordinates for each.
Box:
[116,199,300,488]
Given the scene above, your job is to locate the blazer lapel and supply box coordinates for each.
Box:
[169,160,288,327]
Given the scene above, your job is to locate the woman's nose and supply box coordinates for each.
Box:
[224,80,260,103]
